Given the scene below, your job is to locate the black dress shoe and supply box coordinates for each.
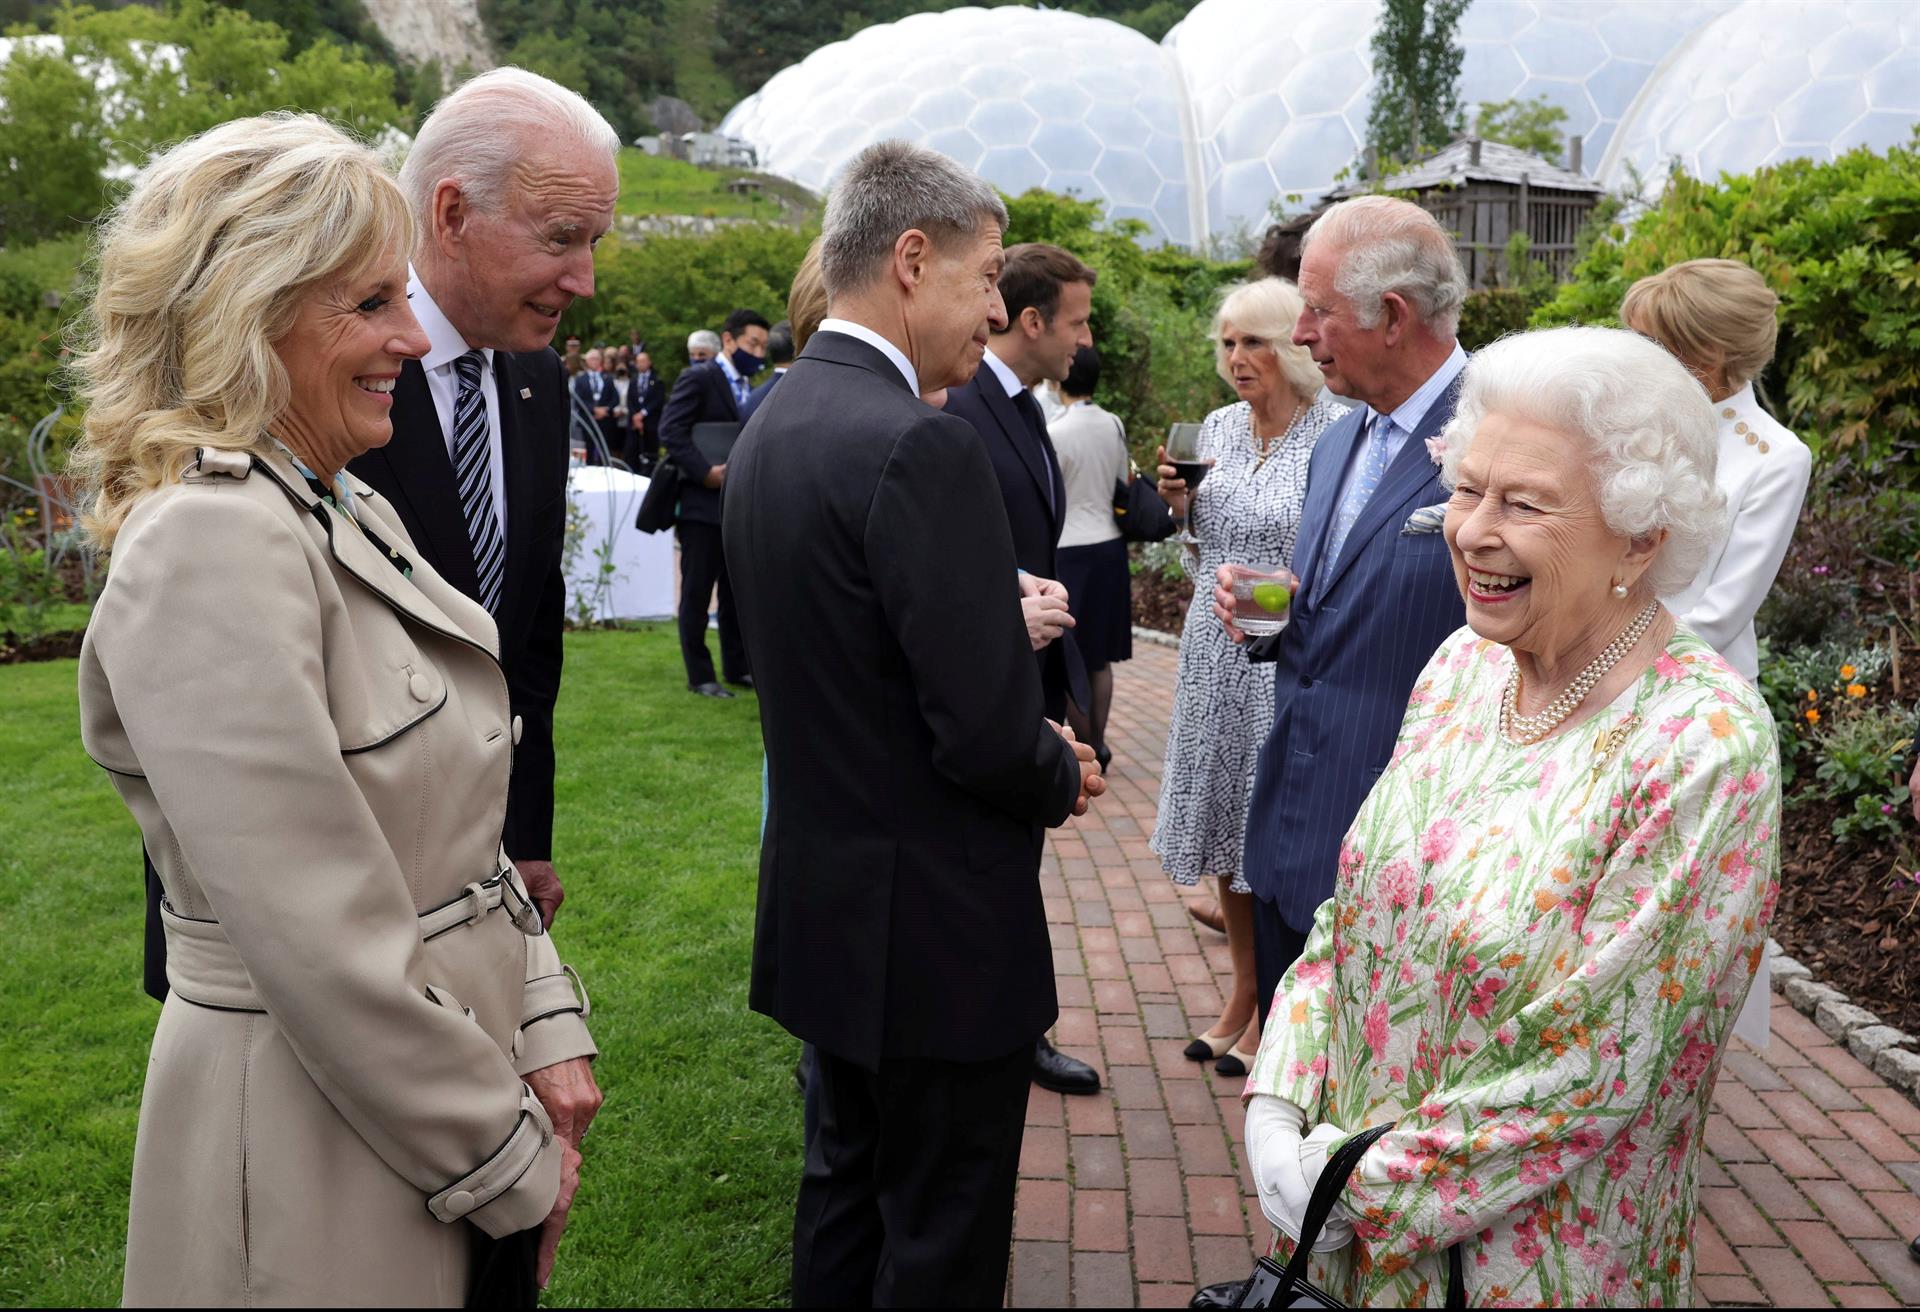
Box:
[726,673,755,689]
[1031,1036,1101,1095]
[1189,1278,1248,1308]
[690,681,735,698]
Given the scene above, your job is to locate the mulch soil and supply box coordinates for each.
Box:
[1131,567,1192,638]
[1,629,83,664]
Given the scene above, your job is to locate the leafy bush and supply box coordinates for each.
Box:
[0,510,65,640]
[1456,287,1548,352]
[1534,131,1920,482]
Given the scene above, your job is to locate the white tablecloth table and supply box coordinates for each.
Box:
[564,465,676,621]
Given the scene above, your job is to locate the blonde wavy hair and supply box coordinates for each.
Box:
[1211,277,1323,405]
[1620,257,1779,390]
[788,236,827,352]
[68,112,414,550]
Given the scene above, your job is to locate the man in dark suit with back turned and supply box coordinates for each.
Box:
[740,318,793,419]
[724,139,1106,1307]
[661,307,768,698]
[942,241,1104,1098]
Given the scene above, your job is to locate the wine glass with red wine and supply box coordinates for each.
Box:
[1165,422,1212,547]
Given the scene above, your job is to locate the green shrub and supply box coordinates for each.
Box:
[1533,132,1920,482]
[1456,287,1548,352]
[0,510,65,640]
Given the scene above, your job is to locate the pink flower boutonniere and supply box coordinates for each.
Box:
[1425,435,1448,466]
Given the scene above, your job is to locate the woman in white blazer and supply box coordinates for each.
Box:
[1624,258,1811,683]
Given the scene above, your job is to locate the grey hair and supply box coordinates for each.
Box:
[819,139,1009,298]
[1303,195,1468,339]
[399,67,620,223]
[687,329,721,352]
[1439,326,1727,596]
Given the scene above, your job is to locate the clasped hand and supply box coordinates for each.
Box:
[525,1056,602,1287]
[1244,1093,1356,1253]
[1020,572,1075,651]
[1048,718,1106,816]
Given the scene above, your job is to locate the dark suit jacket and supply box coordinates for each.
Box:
[1242,378,1467,929]
[661,360,742,525]
[943,363,1085,716]
[351,348,570,864]
[740,367,785,420]
[723,330,1082,1070]
[571,370,620,456]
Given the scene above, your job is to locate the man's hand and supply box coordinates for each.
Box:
[536,1138,580,1289]
[592,405,610,421]
[703,463,726,490]
[1049,719,1106,816]
[516,859,564,928]
[1019,572,1070,604]
[1022,594,1074,651]
[1212,565,1247,644]
[525,1056,602,1151]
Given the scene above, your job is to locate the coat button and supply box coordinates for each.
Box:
[1299,675,1313,688]
[445,1189,475,1216]
[512,715,524,746]
[408,672,432,702]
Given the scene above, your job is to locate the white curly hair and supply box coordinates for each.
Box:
[1438,326,1727,596]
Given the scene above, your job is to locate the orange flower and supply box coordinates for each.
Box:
[1805,708,1821,725]
[1841,664,1857,679]
[1848,683,1867,698]
[1807,689,1819,703]
[1658,980,1686,1005]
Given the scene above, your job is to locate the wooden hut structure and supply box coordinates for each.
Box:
[1325,136,1603,287]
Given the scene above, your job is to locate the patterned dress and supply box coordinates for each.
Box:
[1247,626,1780,1308]
[1153,396,1347,890]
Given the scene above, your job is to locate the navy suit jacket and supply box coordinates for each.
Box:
[571,370,620,456]
[740,367,785,419]
[661,360,743,525]
[943,363,1087,717]
[1242,379,1467,929]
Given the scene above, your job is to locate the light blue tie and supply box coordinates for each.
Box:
[1321,411,1395,574]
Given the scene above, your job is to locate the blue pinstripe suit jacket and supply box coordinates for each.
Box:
[1242,381,1467,930]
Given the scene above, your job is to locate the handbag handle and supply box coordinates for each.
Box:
[1275,1122,1465,1310]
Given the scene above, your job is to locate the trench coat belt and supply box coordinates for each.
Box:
[159,860,543,1013]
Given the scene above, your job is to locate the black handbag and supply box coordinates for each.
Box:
[1112,459,1176,543]
[1229,1123,1465,1310]
[634,459,680,534]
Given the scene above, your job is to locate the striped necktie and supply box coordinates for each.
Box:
[1321,411,1395,574]
[451,350,505,613]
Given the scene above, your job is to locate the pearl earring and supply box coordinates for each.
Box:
[1612,583,1629,599]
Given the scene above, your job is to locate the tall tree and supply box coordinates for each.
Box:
[1475,95,1570,165]
[1365,0,1468,169]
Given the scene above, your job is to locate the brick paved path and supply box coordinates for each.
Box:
[1008,640,1920,1308]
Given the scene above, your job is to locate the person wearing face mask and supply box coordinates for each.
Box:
[72,112,599,1306]
[661,306,769,697]
[722,138,1105,1309]
[687,328,720,364]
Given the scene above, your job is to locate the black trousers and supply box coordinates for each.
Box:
[675,521,747,687]
[794,1044,1031,1308]
[1253,894,1311,1027]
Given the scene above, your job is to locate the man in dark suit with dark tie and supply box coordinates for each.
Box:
[621,348,666,471]
[941,242,1104,1098]
[1219,196,1471,1020]
[661,307,769,698]
[724,139,1104,1308]
[570,346,620,461]
[740,318,793,419]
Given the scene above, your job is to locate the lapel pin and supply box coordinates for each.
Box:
[520,387,533,400]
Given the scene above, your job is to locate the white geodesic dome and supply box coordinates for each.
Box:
[719,0,1920,247]
[1600,0,1920,188]
[719,6,1198,245]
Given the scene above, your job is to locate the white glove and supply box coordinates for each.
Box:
[1245,1095,1355,1252]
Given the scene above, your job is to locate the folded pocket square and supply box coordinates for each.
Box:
[1401,503,1449,535]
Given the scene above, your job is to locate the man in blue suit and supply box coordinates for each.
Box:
[1216,196,1471,1022]
[740,319,793,419]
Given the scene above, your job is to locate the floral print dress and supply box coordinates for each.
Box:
[1247,626,1780,1308]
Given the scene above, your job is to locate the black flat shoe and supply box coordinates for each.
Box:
[1184,1030,1237,1063]
[726,674,755,690]
[690,681,735,699]
[1214,1045,1254,1078]
[1189,1278,1248,1308]
[1031,1036,1101,1095]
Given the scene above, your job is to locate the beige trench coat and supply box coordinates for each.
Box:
[79,446,596,1307]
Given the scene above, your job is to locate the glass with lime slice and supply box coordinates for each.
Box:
[1229,563,1296,637]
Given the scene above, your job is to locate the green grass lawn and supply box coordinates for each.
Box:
[0,625,801,1306]
[615,148,817,223]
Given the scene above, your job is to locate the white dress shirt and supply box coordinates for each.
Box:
[1325,341,1468,515]
[815,318,919,395]
[408,268,507,530]
[983,347,1024,399]
[1664,383,1812,681]
[1050,401,1129,548]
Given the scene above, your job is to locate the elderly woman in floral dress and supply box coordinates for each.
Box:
[1240,326,1778,1307]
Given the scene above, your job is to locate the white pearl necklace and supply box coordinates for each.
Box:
[1500,601,1661,744]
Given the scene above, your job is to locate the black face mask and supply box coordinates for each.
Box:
[615,369,629,379]
[730,346,764,378]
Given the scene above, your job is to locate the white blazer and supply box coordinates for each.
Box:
[1665,382,1811,681]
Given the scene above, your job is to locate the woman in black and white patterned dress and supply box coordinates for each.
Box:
[1151,278,1347,1076]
